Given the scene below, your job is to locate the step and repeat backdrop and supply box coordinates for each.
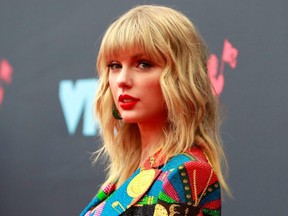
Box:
[1,0,287,215]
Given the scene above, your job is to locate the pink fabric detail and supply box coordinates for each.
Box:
[84,210,91,216]
[102,183,116,195]
[88,201,105,216]
[158,171,169,182]
[163,176,180,202]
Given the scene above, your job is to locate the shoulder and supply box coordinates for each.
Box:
[156,146,221,214]
[162,146,215,176]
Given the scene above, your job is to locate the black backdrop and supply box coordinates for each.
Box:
[1,0,287,215]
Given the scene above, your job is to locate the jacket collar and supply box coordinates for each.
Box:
[81,150,166,216]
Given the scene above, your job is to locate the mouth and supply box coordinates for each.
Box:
[118,94,139,109]
[122,99,135,103]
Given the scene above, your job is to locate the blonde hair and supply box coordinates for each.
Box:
[94,5,229,194]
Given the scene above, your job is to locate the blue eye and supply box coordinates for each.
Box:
[137,61,152,69]
[107,62,121,70]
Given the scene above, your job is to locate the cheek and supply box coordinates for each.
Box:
[142,74,161,88]
[144,78,163,100]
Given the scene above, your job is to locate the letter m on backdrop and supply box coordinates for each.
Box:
[59,79,98,136]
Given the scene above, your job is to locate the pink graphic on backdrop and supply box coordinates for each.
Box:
[208,39,238,96]
[222,39,238,69]
[0,86,3,104]
[208,54,224,96]
[0,58,13,105]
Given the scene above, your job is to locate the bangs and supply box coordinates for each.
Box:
[99,12,165,66]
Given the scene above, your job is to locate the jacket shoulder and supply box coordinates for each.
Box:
[157,147,221,213]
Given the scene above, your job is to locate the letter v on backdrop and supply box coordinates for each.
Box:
[59,78,98,136]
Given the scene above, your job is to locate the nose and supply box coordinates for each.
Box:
[116,66,132,88]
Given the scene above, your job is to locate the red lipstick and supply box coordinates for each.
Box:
[118,94,139,110]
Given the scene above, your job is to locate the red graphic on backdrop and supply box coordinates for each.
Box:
[0,58,13,105]
[208,39,238,96]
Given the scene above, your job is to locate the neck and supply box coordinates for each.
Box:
[138,121,166,167]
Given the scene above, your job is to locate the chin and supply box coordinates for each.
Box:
[120,112,141,123]
[121,116,137,124]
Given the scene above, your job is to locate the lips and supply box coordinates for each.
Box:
[118,94,139,109]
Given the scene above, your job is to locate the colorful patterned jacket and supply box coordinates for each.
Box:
[80,146,221,216]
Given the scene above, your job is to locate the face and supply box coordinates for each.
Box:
[108,50,167,126]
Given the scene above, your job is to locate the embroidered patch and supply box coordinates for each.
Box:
[127,169,156,198]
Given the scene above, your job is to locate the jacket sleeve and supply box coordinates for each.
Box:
[155,160,221,216]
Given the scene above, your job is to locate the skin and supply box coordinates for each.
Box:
[108,50,167,166]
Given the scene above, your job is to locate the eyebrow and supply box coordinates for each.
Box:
[130,53,147,60]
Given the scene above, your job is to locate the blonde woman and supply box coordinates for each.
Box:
[81,5,229,216]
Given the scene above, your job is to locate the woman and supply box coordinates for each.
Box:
[81,5,229,216]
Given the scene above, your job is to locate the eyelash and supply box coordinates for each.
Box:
[107,60,153,70]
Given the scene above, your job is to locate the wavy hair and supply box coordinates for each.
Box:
[94,5,229,194]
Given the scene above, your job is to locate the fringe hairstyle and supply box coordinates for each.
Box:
[94,5,230,194]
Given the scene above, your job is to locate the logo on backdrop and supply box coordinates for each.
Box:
[59,79,98,136]
[0,58,13,107]
[59,39,238,137]
[208,39,238,96]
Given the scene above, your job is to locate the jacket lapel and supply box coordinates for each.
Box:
[101,168,162,216]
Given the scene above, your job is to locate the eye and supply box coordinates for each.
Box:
[107,62,122,70]
[137,60,153,69]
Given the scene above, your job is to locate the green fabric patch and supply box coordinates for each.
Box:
[137,195,158,205]
[97,190,107,201]
[203,208,221,216]
[158,191,177,203]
